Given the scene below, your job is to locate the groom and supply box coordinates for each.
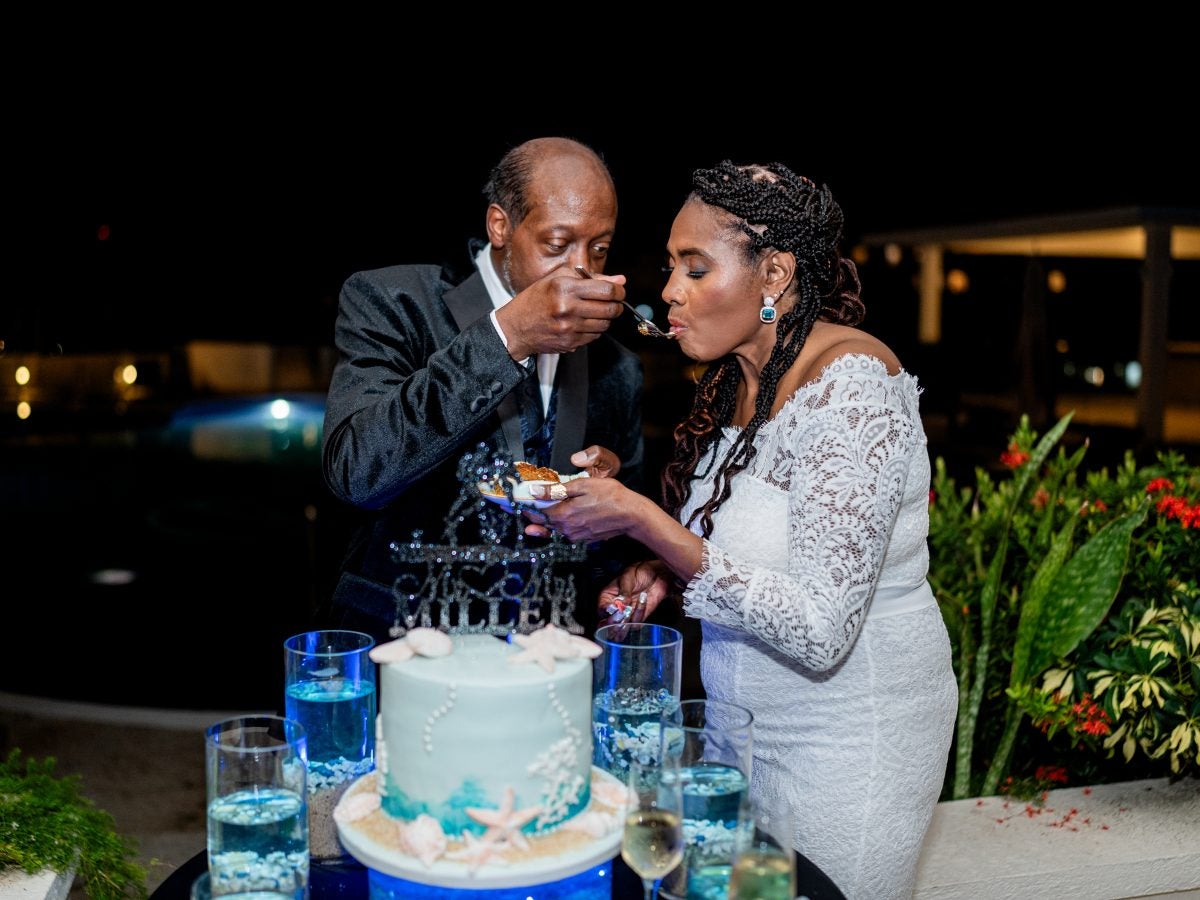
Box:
[319,137,646,642]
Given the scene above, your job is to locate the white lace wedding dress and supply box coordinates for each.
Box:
[680,353,957,900]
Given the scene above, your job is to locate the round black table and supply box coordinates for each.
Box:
[153,849,846,899]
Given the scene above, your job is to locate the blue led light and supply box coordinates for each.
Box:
[365,860,613,899]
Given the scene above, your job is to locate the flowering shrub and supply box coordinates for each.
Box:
[928,413,1200,800]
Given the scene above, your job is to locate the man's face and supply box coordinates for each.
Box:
[499,159,617,295]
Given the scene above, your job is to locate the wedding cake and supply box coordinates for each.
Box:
[333,626,626,888]
[332,448,627,888]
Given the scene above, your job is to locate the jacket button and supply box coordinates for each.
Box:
[489,380,505,394]
[469,397,487,413]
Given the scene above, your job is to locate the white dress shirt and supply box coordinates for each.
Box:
[475,244,557,416]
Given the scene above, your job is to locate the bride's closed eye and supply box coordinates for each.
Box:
[661,265,706,279]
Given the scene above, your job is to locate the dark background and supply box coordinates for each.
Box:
[4,84,1199,711]
[11,96,1199,356]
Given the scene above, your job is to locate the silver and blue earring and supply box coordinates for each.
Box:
[760,292,778,324]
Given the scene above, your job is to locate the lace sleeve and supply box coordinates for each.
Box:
[681,390,920,671]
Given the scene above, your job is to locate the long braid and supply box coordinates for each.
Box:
[663,161,863,536]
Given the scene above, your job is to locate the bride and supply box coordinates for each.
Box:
[529,160,958,900]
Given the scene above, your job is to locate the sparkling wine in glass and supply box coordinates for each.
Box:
[728,803,797,900]
[622,759,685,900]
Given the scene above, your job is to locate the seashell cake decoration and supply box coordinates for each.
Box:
[368,627,455,664]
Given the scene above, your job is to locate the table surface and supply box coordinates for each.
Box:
[154,854,849,900]
[153,849,846,899]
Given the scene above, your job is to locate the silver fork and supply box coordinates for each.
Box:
[574,265,676,340]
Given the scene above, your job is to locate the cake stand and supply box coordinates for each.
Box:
[336,766,625,898]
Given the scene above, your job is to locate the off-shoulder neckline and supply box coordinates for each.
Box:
[723,352,917,434]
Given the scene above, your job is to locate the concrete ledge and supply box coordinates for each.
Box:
[914,777,1200,899]
[0,866,74,900]
[0,691,269,731]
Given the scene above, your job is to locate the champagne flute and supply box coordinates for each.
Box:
[729,802,797,900]
[622,758,685,900]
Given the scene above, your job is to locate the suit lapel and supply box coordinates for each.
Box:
[550,345,588,473]
[442,271,492,334]
[443,274,526,463]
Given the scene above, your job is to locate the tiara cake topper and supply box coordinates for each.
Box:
[387,444,588,639]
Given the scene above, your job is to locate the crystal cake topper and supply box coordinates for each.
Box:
[387,443,588,638]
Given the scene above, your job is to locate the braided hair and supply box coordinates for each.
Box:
[663,161,865,537]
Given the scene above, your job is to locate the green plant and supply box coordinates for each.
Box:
[927,412,1200,799]
[0,749,147,899]
[1032,458,1200,778]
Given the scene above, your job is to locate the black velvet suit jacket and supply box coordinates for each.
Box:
[320,257,645,638]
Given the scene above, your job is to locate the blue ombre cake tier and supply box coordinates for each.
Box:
[377,633,592,837]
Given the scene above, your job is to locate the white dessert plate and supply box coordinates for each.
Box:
[477,472,589,513]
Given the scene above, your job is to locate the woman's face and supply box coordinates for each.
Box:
[661,199,777,366]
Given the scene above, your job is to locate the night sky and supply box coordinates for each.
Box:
[11,92,1199,356]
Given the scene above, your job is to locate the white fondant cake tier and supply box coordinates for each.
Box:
[378,633,593,835]
[335,767,627,889]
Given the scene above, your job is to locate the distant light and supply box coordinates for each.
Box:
[634,303,656,323]
[120,364,137,385]
[90,568,137,586]
[270,399,291,420]
[16,401,31,420]
[15,365,30,386]
[1063,361,1076,377]
[1125,360,1143,388]
[1047,269,1067,293]
[851,244,869,265]
[884,243,903,266]
[1055,339,1070,354]
[1083,366,1105,387]
[97,224,111,241]
[945,269,970,294]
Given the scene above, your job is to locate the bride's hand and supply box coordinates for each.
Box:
[527,476,648,542]
[597,560,672,635]
[521,445,622,538]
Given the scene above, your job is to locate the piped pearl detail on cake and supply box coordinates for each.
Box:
[547,683,570,729]
[545,683,584,752]
[376,716,388,788]
[423,683,458,753]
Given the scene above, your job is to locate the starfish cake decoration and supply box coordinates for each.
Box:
[444,831,511,873]
[465,786,543,851]
[508,623,601,673]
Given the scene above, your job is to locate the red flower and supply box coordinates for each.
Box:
[1001,442,1031,468]
[1185,504,1200,528]
[1031,487,1050,510]
[1035,765,1069,784]
[1066,693,1112,738]
[1157,495,1189,520]
[1145,478,1175,494]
